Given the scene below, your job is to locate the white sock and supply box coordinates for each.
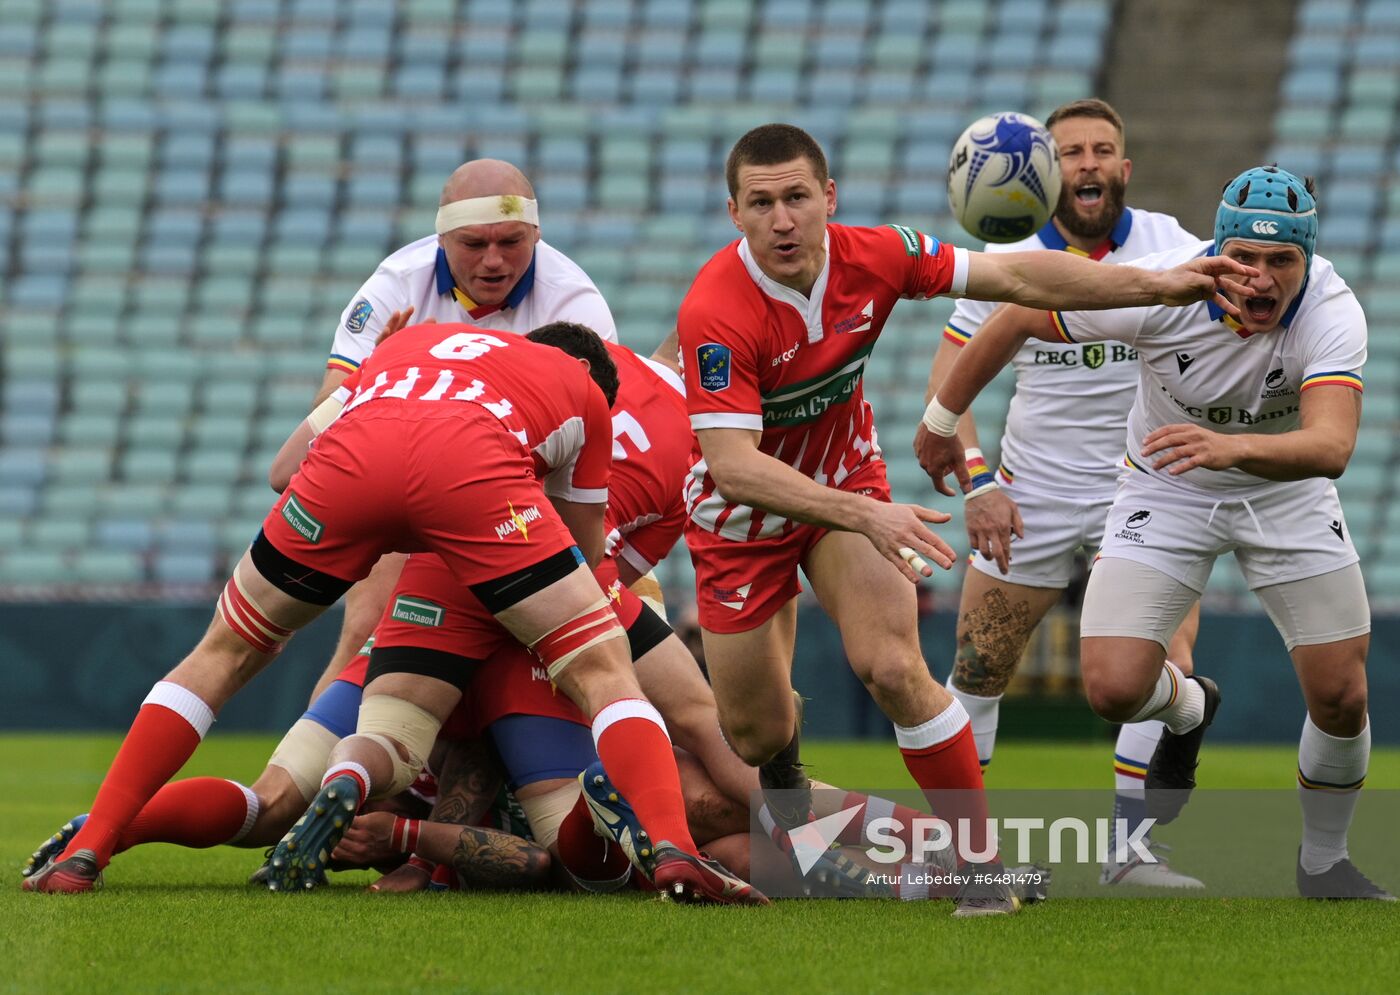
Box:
[1127,660,1203,734]
[227,781,261,844]
[1113,721,1164,791]
[1298,714,1369,875]
[946,678,1000,768]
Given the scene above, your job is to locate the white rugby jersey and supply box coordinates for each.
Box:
[943,209,1199,494]
[1051,242,1366,495]
[327,235,617,374]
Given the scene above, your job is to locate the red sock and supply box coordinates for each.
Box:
[592,699,698,855]
[322,762,369,809]
[115,778,255,853]
[898,718,996,864]
[556,794,632,889]
[836,791,930,848]
[64,684,214,866]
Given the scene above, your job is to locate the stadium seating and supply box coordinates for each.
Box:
[9,0,1391,609]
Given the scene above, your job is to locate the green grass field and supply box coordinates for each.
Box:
[4,735,1398,994]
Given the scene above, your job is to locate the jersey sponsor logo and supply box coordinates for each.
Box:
[1251,220,1280,235]
[760,340,874,427]
[713,582,751,610]
[346,298,373,333]
[886,224,923,257]
[1032,343,1136,367]
[1160,384,1298,425]
[495,502,542,541]
[771,343,800,367]
[1208,406,1232,425]
[390,596,444,627]
[1329,519,1345,541]
[697,343,732,392]
[832,299,875,335]
[281,492,323,544]
[1175,352,1195,374]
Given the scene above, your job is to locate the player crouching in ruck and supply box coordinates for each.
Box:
[919,166,1392,900]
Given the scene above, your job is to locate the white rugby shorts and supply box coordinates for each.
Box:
[968,478,1115,588]
[1092,470,1359,593]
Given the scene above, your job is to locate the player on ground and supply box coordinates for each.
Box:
[26,323,759,905]
[918,99,1205,888]
[676,123,1255,916]
[919,166,1391,900]
[309,159,619,712]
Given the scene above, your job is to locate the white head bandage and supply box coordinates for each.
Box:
[435,194,540,233]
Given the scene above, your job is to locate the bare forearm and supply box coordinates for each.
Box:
[924,341,983,450]
[406,822,552,890]
[1233,429,1352,480]
[708,448,873,533]
[934,327,1030,415]
[990,252,1165,311]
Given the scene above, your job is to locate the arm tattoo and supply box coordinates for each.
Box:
[450,827,551,891]
[431,738,503,827]
[952,588,1035,696]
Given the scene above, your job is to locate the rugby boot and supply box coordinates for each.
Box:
[1144,675,1221,824]
[1297,849,1396,900]
[1100,842,1203,889]
[1009,863,1052,905]
[651,844,770,906]
[21,814,87,880]
[579,760,658,879]
[759,691,810,831]
[21,848,103,894]
[952,861,1020,918]
[247,847,274,886]
[265,775,358,892]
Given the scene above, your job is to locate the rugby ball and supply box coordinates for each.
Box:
[947,112,1061,243]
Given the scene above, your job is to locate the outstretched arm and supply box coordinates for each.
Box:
[964,251,1257,316]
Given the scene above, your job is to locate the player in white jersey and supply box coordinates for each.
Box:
[919,100,1204,888]
[920,166,1392,899]
[306,159,619,701]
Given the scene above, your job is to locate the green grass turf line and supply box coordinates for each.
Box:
[3,735,1397,994]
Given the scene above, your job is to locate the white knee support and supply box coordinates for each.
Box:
[528,597,627,681]
[267,718,341,802]
[355,695,444,797]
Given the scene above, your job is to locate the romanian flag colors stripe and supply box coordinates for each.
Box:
[1302,371,1363,392]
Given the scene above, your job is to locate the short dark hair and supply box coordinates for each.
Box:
[1045,99,1126,147]
[725,123,829,197]
[525,322,619,407]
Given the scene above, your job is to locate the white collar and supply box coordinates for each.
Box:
[737,230,831,343]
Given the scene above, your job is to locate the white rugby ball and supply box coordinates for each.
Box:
[948,112,1061,243]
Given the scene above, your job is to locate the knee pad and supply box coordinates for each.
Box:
[356,696,444,797]
[518,780,582,853]
[267,718,341,802]
[216,572,294,655]
[528,598,627,681]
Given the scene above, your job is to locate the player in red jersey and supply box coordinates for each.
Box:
[677,124,1257,916]
[28,323,759,906]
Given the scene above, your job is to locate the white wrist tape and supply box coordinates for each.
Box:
[964,481,1001,501]
[921,396,960,437]
[435,195,539,233]
[306,395,345,437]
